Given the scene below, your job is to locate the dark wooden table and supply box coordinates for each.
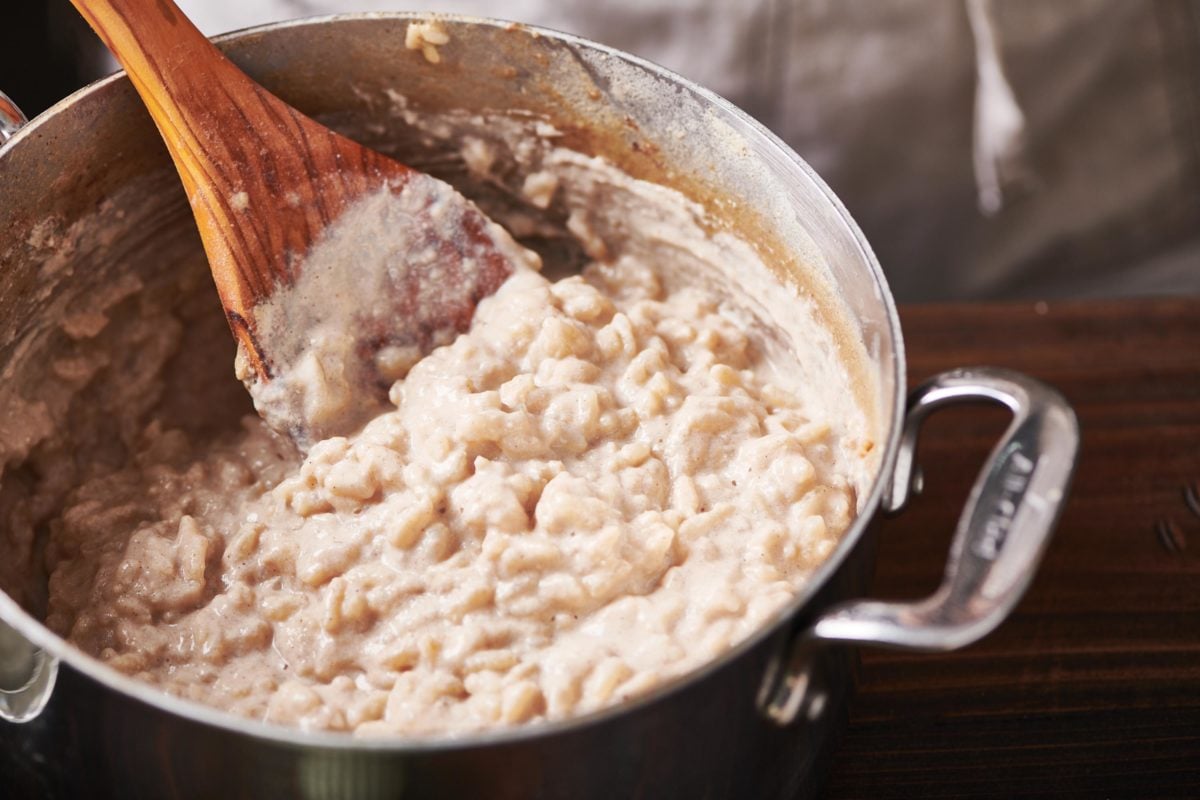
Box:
[826,296,1200,798]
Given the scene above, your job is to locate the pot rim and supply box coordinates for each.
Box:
[0,11,906,751]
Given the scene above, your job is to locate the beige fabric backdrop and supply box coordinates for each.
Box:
[180,0,1200,301]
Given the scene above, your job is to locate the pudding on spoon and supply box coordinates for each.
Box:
[70,0,538,445]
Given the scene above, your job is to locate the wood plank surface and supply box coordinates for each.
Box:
[826,296,1200,797]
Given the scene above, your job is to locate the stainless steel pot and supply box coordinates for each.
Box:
[0,14,1078,799]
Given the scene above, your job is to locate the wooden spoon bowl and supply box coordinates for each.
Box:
[69,0,522,440]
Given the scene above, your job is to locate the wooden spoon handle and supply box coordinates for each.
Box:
[69,0,408,328]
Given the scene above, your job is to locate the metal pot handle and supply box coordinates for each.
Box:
[758,367,1079,724]
[0,620,58,723]
[0,89,58,724]
[0,89,30,144]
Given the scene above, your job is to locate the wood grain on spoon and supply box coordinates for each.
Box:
[69,0,515,388]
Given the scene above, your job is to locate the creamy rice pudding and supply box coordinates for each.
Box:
[10,119,874,736]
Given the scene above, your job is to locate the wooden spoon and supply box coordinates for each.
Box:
[69,0,522,441]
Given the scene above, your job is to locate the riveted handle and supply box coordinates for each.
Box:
[759,367,1079,725]
[0,89,29,144]
[0,618,58,723]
